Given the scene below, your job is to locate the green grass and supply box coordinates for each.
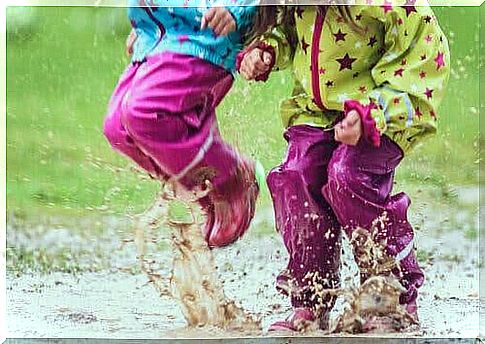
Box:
[6,246,101,275]
[6,6,480,229]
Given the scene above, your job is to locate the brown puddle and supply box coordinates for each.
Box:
[133,188,419,335]
[6,185,480,337]
[133,183,261,333]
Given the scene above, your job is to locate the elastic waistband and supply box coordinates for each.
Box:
[151,42,237,74]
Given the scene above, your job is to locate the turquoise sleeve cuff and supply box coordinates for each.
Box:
[226,3,257,30]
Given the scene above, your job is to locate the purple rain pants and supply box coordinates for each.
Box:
[103,52,240,192]
[267,124,424,315]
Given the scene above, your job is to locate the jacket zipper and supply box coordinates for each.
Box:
[311,6,328,111]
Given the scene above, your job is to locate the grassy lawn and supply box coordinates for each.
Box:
[6,6,480,232]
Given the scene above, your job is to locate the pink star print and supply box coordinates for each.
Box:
[301,37,310,54]
[394,68,404,77]
[178,35,189,44]
[333,29,347,42]
[319,67,326,75]
[424,88,434,99]
[415,107,423,118]
[401,0,417,17]
[368,36,378,47]
[336,54,357,71]
[434,51,445,70]
[425,34,433,44]
[403,7,417,16]
[382,0,393,14]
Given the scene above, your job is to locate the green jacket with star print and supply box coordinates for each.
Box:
[259,2,450,153]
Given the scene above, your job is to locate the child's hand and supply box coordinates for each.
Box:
[334,110,362,146]
[239,48,273,80]
[126,29,137,56]
[201,7,236,36]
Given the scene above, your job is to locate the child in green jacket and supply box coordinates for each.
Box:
[238,2,450,332]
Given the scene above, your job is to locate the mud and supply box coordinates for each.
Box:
[325,216,418,335]
[5,186,481,338]
[329,275,418,334]
[132,184,261,331]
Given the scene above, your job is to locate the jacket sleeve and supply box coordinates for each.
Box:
[347,3,450,148]
[226,0,258,32]
[236,6,297,78]
[259,18,297,72]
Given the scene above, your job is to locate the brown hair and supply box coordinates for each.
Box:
[246,5,363,49]
[245,6,294,45]
[336,6,364,34]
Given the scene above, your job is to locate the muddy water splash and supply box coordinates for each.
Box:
[349,213,397,278]
[330,215,419,333]
[294,213,418,334]
[328,275,418,334]
[133,183,261,331]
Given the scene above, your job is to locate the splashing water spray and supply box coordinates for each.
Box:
[275,213,419,334]
[321,214,418,334]
[132,180,261,331]
[130,171,415,334]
